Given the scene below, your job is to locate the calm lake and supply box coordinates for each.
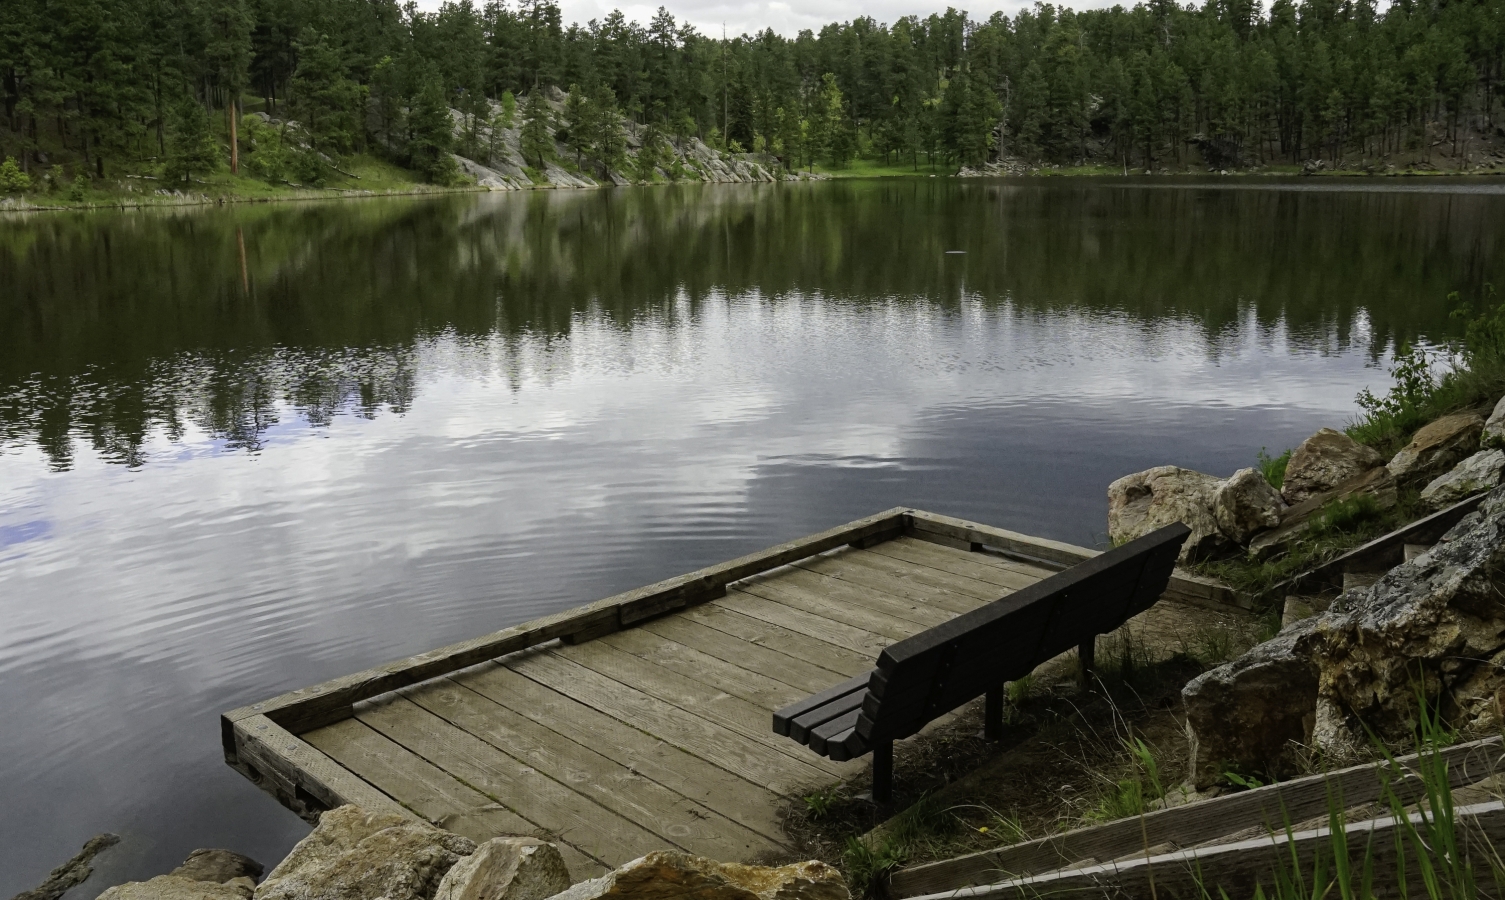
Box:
[1,177,1502,893]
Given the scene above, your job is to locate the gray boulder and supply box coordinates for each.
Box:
[435,838,570,900]
[254,805,476,900]
[1281,428,1383,505]
[546,852,849,900]
[1387,412,1484,486]
[171,849,265,885]
[100,876,252,900]
[1185,484,1505,786]
[1419,449,1505,509]
[1213,467,1287,544]
[1482,395,1505,448]
[1108,466,1227,562]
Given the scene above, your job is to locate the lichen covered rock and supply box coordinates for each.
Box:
[171,849,265,885]
[100,876,252,900]
[1108,466,1227,561]
[1482,395,1505,449]
[1213,467,1287,544]
[1419,449,1505,509]
[1281,428,1383,505]
[1387,412,1484,486]
[435,838,570,900]
[546,852,849,900]
[254,805,476,900]
[1184,483,1505,786]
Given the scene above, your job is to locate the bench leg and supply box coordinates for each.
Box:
[984,685,1004,740]
[872,740,893,803]
[1078,637,1096,688]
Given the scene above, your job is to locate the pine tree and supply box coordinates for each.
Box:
[163,96,219,183]
[520,90,554,170]
[408,71,458,184]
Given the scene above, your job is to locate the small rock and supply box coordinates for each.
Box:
[99,875,252,900]
[546,851,849,900]
[435,838,570,900]
[1281,428,1383,505]
[10,833,121,900]
[1482,395,1505,448]
[1213,467,1287,544]
[1386,412,1484,486]
[1107,465,1228,561]
[1281,595,1330,628]
[255,805,476,900]
[1419,449,1505,509]
[171,849,265,885]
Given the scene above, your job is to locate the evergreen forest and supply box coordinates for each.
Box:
[1,0,1503,188]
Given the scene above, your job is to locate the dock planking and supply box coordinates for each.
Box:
[224,509,1239,871]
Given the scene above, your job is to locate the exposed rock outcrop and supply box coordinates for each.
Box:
[255,805,476,900]
[1108,466,1227,561]
[1213,467,1287,544]
[1386,412,1484,486]
[1280,428,1383,504]
[1420,449,1505,509]
[547,852,849,900]
[99,876,253,900]
[435,838,571,900]
[171,849,265,885]
[1185,484,1505,787]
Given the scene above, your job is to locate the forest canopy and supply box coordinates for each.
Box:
[0,0,1502,182]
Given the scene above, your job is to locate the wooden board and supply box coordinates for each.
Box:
[866,536,1053,588]
[714,590,894,657]
[752,564,964,625]
[736,575,938,641]
[637,615,853,692]
[678,604,875,676]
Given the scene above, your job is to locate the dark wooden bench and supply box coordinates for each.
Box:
[772,523,1191,801]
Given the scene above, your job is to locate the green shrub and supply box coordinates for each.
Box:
[1307,494,1382,539]
[65,175,90,202]
[0,156,31,192]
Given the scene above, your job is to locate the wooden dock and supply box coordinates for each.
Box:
[222,509,1237,877]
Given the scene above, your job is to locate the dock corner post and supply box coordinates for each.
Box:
[984,685,1004,740]
[1078,636,1096,689]
[872,740,894,804]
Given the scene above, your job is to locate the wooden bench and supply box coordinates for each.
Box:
[772,523,1191,801]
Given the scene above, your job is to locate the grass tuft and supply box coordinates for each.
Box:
[1258,447,1293,490]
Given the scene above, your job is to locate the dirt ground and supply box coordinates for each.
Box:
[771,597,1266,886]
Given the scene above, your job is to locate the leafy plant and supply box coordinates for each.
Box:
[803,784,842,818]
[1257,447,1293,490]
[0,156,31,192]
[1086,737,1165,822]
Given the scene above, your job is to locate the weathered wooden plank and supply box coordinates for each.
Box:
[761,564,968,623]
[912,801,1505,900]
[902,510,1245,609]
[231,714,416,824]
[791,551,996,607]
[638,615,853,693]
[402,678,786,860]
[223,508,911,736]
[507,651,836,797]
[867,537,1051,590]
[838,548,1023,601]
[736,576,935,642]
[355,695,668,866]
[679,604,876,676]
[554,641,860,778]
[712,590,893,658]
[453,661,789,843]
[600,628,808,711]
[889,735,1505,897]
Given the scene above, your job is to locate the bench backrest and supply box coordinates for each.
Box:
[856,523,1190,743]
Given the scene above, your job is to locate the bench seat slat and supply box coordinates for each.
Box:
[809,708,861,756]
[790,689,868,742]
[772,672,871,736]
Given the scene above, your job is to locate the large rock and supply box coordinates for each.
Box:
[1182,620,1320,788]
[172,849,265,885]
[546,852,849,900]
[1213,467,1287,544]
[1246,466,1398,560]
[1107,466,1227,561]
[435,839,570,900]
[255,805,477,900]
[1386,412,1484,486]
[99,876,252,900]
[1419,449,1505,509]
[1185,484,1505,786]
[1281,428,1384,505]
[1482,395,1505,448]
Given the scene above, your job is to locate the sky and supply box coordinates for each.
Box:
[410,0,1110,40]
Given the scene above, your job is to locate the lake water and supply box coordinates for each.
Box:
[2,178,1502,893]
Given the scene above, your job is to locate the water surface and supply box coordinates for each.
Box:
[2,178,1502,893]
